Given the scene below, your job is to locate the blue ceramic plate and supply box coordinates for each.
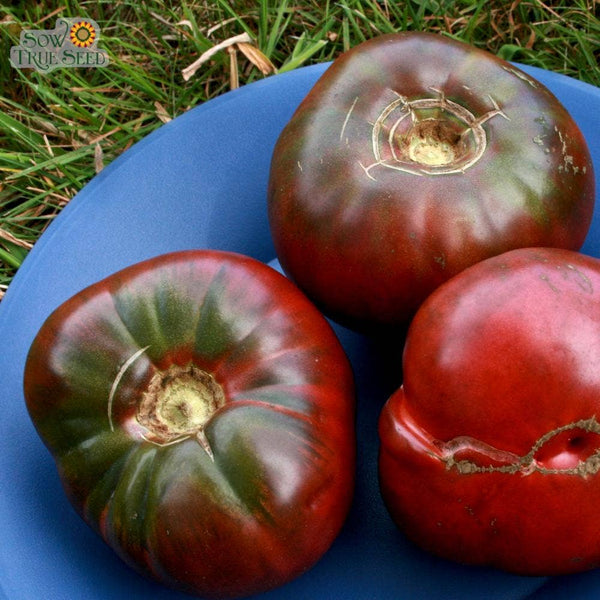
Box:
[1,61,599,600]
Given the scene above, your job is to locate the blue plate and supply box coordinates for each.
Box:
[1,61,599,600]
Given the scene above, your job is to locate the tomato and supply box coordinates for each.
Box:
[378,247,600,575]
[24,250,355,599]
[268,32,595,332]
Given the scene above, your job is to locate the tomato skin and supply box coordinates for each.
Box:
[378,247,600,575]
[268,32,595,332]
[24,250,355,599]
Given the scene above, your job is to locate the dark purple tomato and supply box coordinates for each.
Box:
[268,32,595,332]
[24,250,355,599]
[379,247,600,575]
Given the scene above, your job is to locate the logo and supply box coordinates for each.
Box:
[10,17,109,73]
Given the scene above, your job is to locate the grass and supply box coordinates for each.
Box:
[0,0,599,299]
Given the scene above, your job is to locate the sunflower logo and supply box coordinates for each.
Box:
[69,21,96,48]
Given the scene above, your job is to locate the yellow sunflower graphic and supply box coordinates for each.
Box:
[69,21,96,48]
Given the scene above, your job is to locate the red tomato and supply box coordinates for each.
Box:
[379,247,600,575]
[268,32,595,332]
[24,250,355,599]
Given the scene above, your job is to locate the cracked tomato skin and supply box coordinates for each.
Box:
[268,32,595,332]
[379,247,600,575]
[24,250,355,599]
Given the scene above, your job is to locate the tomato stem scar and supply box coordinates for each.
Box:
[365,90,507,177]
[136,363,225,454]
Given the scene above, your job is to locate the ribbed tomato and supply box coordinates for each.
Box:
[268,32,595,332]
[24,250,355,599]
[379,247,600,575]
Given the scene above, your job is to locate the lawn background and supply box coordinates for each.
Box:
[1,0,598,299]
